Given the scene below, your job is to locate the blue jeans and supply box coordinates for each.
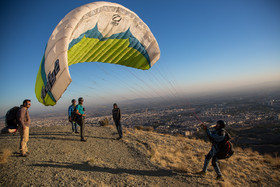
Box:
[202,145,222,176]
[70,121,78,133]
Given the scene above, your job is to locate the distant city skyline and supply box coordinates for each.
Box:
[0,0,280,116]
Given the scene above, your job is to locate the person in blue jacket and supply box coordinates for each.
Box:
[68,99,78,133]
[199,120,226,180]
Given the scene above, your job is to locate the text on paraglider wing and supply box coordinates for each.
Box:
[41,59,60,100]
[111,14,122,26]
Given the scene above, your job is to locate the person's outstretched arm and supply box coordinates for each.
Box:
[206,129,225,143]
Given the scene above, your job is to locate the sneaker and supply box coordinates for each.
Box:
[197,171,207,176]
[216,175,224,181]
[75,132,79,134]
[81,139,87,142]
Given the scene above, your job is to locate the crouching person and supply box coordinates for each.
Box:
[17,99,31,157]
[199,120,227,180]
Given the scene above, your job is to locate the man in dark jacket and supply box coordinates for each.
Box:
[199,120,226,180]
[112,103,122,140]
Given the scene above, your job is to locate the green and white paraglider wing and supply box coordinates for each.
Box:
[35,1,160,106]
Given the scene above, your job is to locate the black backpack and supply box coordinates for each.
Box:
[5,106,20,128]
[216,130,234,159]
[71,105,81,122]
[71,110,78,122]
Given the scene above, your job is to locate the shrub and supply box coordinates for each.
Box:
[134,125,154,132]
[134,125,144,130]
[87,158,95,163]
[99,118,109,126]
[0,149,12,164]
[175,133,184,137]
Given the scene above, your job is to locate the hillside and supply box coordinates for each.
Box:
[1,125,280,186]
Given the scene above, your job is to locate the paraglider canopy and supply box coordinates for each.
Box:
[35,1,160,106]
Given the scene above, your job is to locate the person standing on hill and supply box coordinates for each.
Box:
[112,103,122,140]
[199,120,227,180]
[68,99,78,134]
[17,99,31,157]
[75,97,86,142]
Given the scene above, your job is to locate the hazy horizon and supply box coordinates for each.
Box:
[0,80,279,117]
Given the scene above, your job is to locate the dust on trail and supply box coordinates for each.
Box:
[0,126,192,187]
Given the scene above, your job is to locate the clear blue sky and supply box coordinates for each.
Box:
[0,0,279,116]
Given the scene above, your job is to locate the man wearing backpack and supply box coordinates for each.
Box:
[68,99,78,133]
[75,97,86,142]
[199,120,228,180]
[17,99,31,157]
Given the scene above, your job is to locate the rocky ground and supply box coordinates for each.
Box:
[1,124,280,186]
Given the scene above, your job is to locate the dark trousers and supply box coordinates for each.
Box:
[77,117,85,140]
[114,120,122,138]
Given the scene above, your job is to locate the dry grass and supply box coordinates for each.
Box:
[122,127,129,135]
[271,172,280,182]
[234,147,243,153]
[264,153,280,168]
[146,136,203,173]
[0,149,12,164]
[106,124,114,129]
[243,147,259,156]
[123,128,280,186]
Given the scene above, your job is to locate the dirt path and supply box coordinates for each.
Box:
[0,126,192,186]
[1,125,279,187]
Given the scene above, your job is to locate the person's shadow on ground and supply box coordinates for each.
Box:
[31,161,176,177]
